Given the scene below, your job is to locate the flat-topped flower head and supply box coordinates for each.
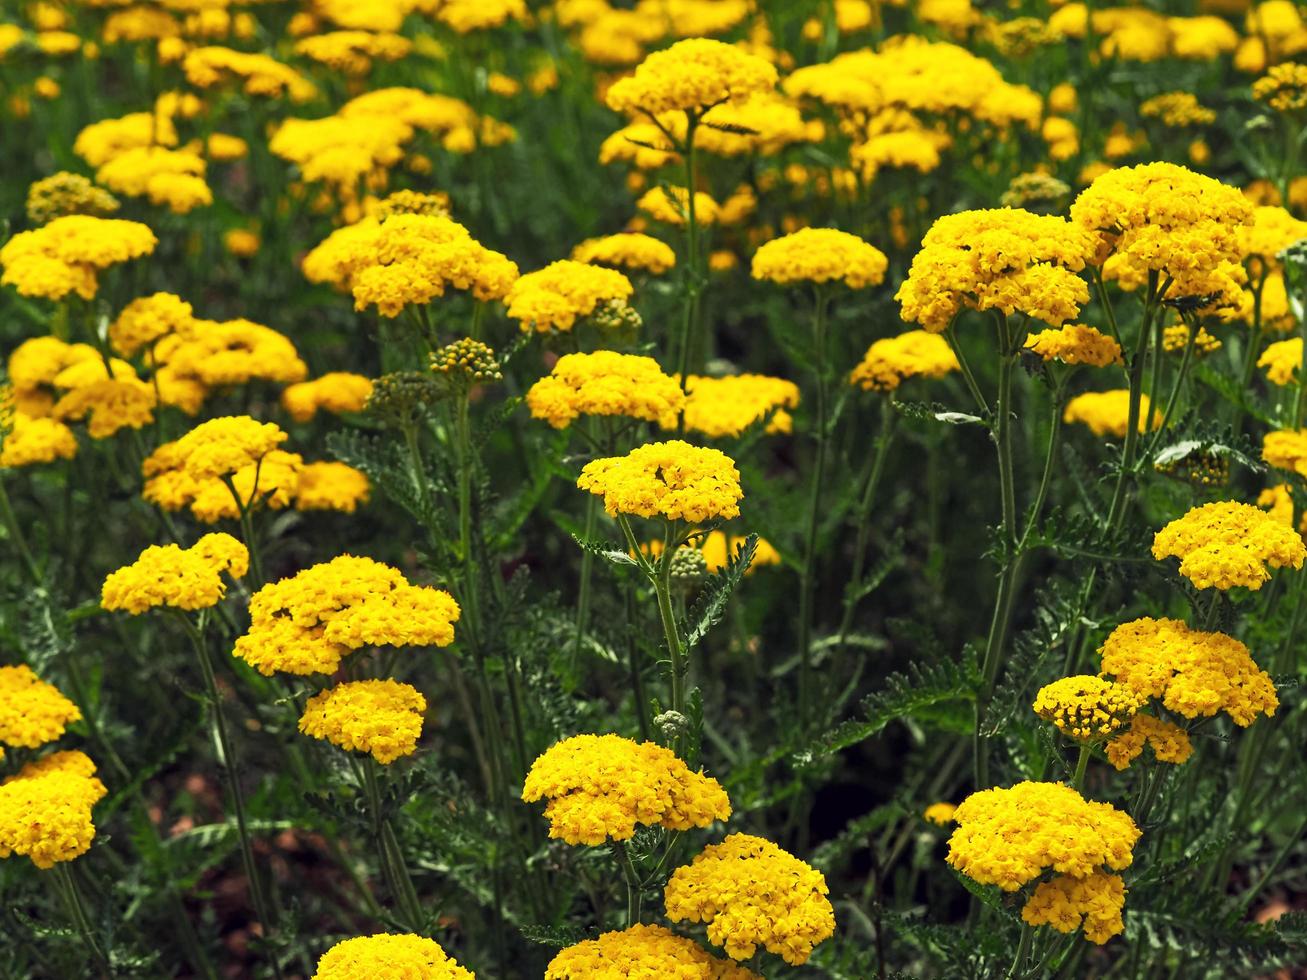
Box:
[546,924,760,980]
[670,374,800,437]
[1253,62,1307,113]
[294,461,371,513]
[637,186,719,227]
[299,679,426,764]
[1063,390,1156,438]
[311,933,475,980]
[752,228,888,290]
[571,233,676,275]
[1021,871,1127,945]
[605,38,778,117]
[897,208,1095,332]
[923,802,957,825]
[1262,428,1307,475]
[1099,617,1278,726]
[101,533,248,614]
[1033,675,1142,742]
[527,351,684,429]
[1024,324,1122,367]
[234,555,460,676]
[0,750,107,868]
[281,372,374,422]
[1,215,156,301]
[0,413,78,468]
[164,416,288,481]
[1152,500,1306,590]
[522,733,729,845]
[108,292,196,358]
[850,331,960,391]
[664,833,835,965]
[1259,339,1304,386]
[0,666,82,749]
[506,260,634,333]
[26,172,119,225]
[1238,205,1307,264]
[1105,714,1194,771]
[578,440,743,523]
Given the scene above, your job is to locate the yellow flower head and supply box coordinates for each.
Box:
[546,924,759,979]
[0,750,107,869]
[1239,205,1307,263]
[1162,324,1221,355]
[1063,390,1157,438]
[664,833,835,965]
[571,233,676,275]
[1021,871,1127,945]
[0,666,81,749]
[183,45,316,101]
[1033,675,1142,742]
[897,208,1095,332]
[851,331,960,391]
[1263,427,1307,476]
[101,533,248,614]
[0,412,78,468]
[948,781,1139,893]
[165,416,288,482]
[522,733,730,845]
[25,172,119,225]
[752,228,888,290]
[311,933,475,980]
[578,440,743,523]
[1152,499,1306,590]
[605,38,778,117]
[1024,324,1123,367]
[1259,338,1304,386]
[1139,92,1215,127]
[300,679,426,764]
[923,801,958,825]
[53,377,157,439]
[1105,714,1194,771]
[1099,617,1278,726]
[109,292,196,358]
[1253,61,1307,113]
[281,372,374,423]
[505,260,633,333]
[294,461,371,513]
[526,351,684,429]
[153,317,307,397]
[0,215,156,301]
[234,555,460,676]
[637,186,720,227]
[672,374,800,438]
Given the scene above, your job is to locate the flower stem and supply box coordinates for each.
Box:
[618,514,685,746]
[674,112,702,415]
[1005,925,1034,980]
[798,289,832,733]
[362,756,425,931]
[615,841,643,926]
[51,864,112,977]
[0,477,43,586]
[1072,744,1091,791]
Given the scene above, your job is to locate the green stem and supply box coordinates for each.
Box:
[944,322,990,416]
[569,491,599,677]
[362,757,424,931]
[674,112,702,414]
[51,864,112,977]
[1072,744,1091,791]
[619,514,685,744]
[798,290,832,733]
[625,581,652,741]
[0,477,43,586]
[1146,314,1201,456]
[615,841,642,926]
[1006,925,1034,980]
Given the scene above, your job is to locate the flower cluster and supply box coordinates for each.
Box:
[25,171,119,225]
[0,666,81,750]
[1,214,156,300]
[1021,871,1127,945]
[1099,618,1278,726]
[299,679,426,764]
[1253,61,1307,112]
[1151,500,1306,590]
[1024,324,1122,367]
[282,373,374,422]
[751,228,888,290]
[1258,338,1304,386]
[850,331,960,391]
[521,733,730,845]
[571,233,676,275]
[578,441,743,523]
[546,924,758,980]
[1033,675,1142,742]
[0,750,107,868]
[673,374,800,437]
[664,833,836,965]
[311,934,475,980]
[605,38,778,117]
[234,556,460,675]
[505,260,634,333]
[1262,428,1307,476]
[101,533,248,614]
[526,351,684,429]
[1105,714,1194,771]
[1063,391,1156,438]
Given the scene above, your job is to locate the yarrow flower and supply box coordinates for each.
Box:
[299,679,426,764]
[1024,324,1122,367]
[0,412,78,468]
[1099,618,1278,726]
[923,802,957,825]
[311,933,475,980]
[605,38,778,117]
[578,441,743,523]
[0,215,157,301]
[850,331,960,391]
[1258,338,1304,386]
[25,172,119,225]
[947,782,1139,944]
[1262,428,1307,476]
[281,373,374,422]
[1104,714,1194,771]
[101,533,248,614]
[0,750,107,868]
[1152,500,1306,590]
[0,666,81,750]
[1253,61,1307,113]
[108,292,195,358]
[521,733,730,845]
[642,531,782,576]
[294,461,371,513]
[637,186,720,227]
[672,374,800,437]
[571,233,676,275]
[505,260,634,333]
[546,924,760,979]
[234,555,460,675]
[751,228,889,290]
[1063,390,1157,438]
[897,208,1095,332]
[526,351,684,429]
[1033,675,1142,742]
[664,833,836,965]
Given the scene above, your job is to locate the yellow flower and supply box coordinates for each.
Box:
[923,801,958,825]
[1,413,78,468]
[1259,338,1305,387]
[300,679,425,764]
[752,228,888,290]
[25,172,119,225]
[108,292,195,358]
[521,733,730,845]
[1024,324,1122,367]
[1099,617,1278,726]
[281,373,374,423]
[224,229,261,257]
[0,666,81,749]
[161,416,288,481]
[506,260,634,333]
[671,374,799,438]
[53,377,156,439]
[1021,871,1126,945]
[101,533,248,614]
[605,38,778,117]
[1105,714,1194,770]
[153,317,308,395]
[664,833,835,965]
[526,352,684,429]
[851,331,960,391]
[1139,92,1216,127]
[0,750,107,869]
[1253,61,1307,112]
[311,933,475,980]
[0,215,156,301]
[96,146,211,214]
[578,440,743,523]
[1152,499,1306,590]
[435,0,527,33]
[1162,324,1221,355]
[1033,675,1142,741]
[234,556,460,676]
[571,233,676,275]
[183,45,316,101]
[1063,390,1157,438]
[294,461,371,513]
[1238,205,1307,262]
[546,924,759,979]
[294,30,411,75]
[637,186,720,227]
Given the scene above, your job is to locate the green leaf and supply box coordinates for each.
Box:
[680,533,758,653]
